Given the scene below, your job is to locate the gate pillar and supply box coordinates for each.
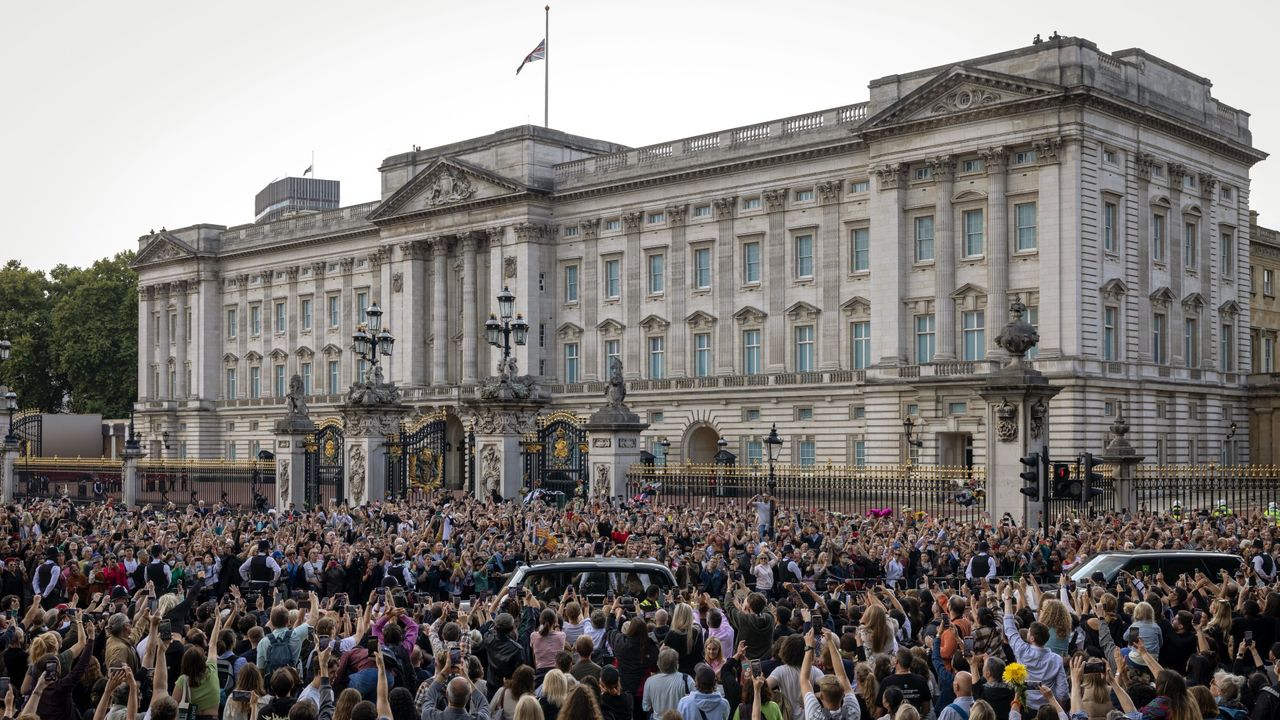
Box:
[1099,406,1144,513]
[977,300,1062,529]
[584,359,649,498]
[274,424,313,511]
[2,436,18,505]
[342,405,405,506]
[462,400,545,501]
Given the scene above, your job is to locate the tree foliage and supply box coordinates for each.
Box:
[0,252,137,416]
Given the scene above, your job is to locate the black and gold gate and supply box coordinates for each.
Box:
[11,410,41,457]
[303,418,345,507]
[522,412,588,498]
[387,410,449,499]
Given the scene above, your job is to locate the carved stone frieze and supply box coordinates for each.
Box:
[762,188,788,212]
[464,405,541,435]
[816,180,843,204]
[874,164,907,190]
[995,400,1018,443]
[578,219,600,239]
[929,87,1001,115]
[391,273,403,293]
[423,167,475,206]
[1034,137,1063,166]
[503,256,518,279]
[665,205,687,226]
[712,196,737,219]
[348,445,366,505]
[622,212,642,232]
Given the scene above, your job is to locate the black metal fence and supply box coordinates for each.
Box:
[1134,465,1280,514]
[137,459,271,508]
[624,463,987,522]
[16,457,122,503]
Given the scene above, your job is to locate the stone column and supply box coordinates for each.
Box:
[932,157,957,360]
[121,440,145,507]
[173,282,188,399]
[622,212,643,379]
[156,285,171,397]
[713,198,738,375]
[764,189,788,373]
[870,165,907,366]
[667,206,688,378]
[976,300,1062,527]
[983,148,1009,356]
[1135,154,1154,363]
[819,181,843,370]
[2,438,18,505]
[138,286,153,401]
[1168,165,1187,364]
[342,404,404,506]
[273,419,313,512]
[461,233,480,385]
[464,400,544,501]
[1099,406,1145,513]
[578,221,601,381]
[430,237,451,385]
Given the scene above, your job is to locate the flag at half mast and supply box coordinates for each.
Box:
[516,39,545,75]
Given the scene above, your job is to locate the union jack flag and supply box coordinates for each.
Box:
[516,39,545,75]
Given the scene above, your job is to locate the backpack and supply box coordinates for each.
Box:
[261,628,295,677]
[970,554,990,580]
[945,703,971,720]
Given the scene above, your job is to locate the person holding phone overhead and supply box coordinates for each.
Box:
[33,610,95,720]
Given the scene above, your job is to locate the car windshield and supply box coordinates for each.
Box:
[521,567,670,600]
[1069,554,1130,582]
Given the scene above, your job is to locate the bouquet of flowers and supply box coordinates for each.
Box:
[1003,662,1028,708]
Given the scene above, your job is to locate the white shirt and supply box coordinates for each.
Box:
[239,554,282,583]
[753,561,775,591]
[33,561,61,596]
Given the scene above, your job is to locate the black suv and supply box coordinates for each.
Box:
[504,558,676,603]
[1068,550,1244,585]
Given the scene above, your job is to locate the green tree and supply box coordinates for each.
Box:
[49,251,137,416]
[0,260,64,411]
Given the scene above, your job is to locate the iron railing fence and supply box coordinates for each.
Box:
[624,463,986,522]
[136,459,273,508]
[1134,464,1280,514]
[15,456,123,503]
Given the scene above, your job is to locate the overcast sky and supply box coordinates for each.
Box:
[2,0,1277,271]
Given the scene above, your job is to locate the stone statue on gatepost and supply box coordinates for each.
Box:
[273,374,313,511]
[977,299,1063,527]
[584,358,649,498]
[462,354,548,501]
[1099,403,1145,513]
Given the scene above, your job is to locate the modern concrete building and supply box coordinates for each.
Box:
[132,36,1266,484]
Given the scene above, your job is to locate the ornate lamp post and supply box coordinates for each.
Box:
[3,391,16,445]
[657,438,671,467]
[352,303,395,383]
[902,417,924,452]
[124,407,141,453]
[0,338,10,362]
[763,423,782,536]
[484,286,529,376]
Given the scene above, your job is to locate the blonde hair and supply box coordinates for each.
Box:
[863,605,893,655]
[28,631,61,664]
[670,603,699,653]
[542,669,572,708]
[1038,599,1071,638]
[895,704,921,720]
[969,701,996,720]
[514,695,545,720]
[1209,599,1233,636]
[1134,601,1156,623]
[855,662,878,709]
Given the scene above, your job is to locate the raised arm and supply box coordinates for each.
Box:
[373,640,392,720]
[825,628,852,693]
[799,628,816,697]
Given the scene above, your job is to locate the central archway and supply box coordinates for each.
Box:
[686,424,720,464]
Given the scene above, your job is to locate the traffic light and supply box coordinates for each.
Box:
[1019,452,1042,501]
[1052,462,1075,499]
[1082,452,1105,502]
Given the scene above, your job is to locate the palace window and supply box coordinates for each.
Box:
[355,291,368,320]
[325,360,338,394]
[693,205,712,218]
[1185,221,1198,266]
[694,247,712,289]
[605,218,621,231]
[564,343,579,383]
[794,188,814,202]
[648,254,665,294]
[742,197,762,210]
[915,314,936,364]
[300,298,312,331]
[743,241,761,284]
[853,440,867,466]
[794,325,815,371]
[794,234,814,278]
[1222,228,1235,275]
[694,333,712,377]
[1152,213,1166,262]
[962,310,985,361]
[604,259,621,298]
[301,362,312,394]
[605,339,620,372]
[648,336,665,379]
[1104,202,1118,253]
[275,301,286,333]
[851,321,871,370]
[850,227,870,272]
[647,212,665,225]
[797,439,816,466]
[1220,323,1234,372]
[848,180,870,193]
[249,366,261,399]
[564,265,579,302]
[227,308,237,339]
[963,209,984,257]
[274,364,286,397]
[915,216,934,262]
[1103,307,1118,361]
[1185,318,1199,367]
[250,305,261,336]
[742,329,761,374]
[328,295,340,327]
[1015,202,1038,251]
[1153,312,1167,365]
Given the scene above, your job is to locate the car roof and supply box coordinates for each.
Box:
[520,558,672,572]
[1084,550,1241,558]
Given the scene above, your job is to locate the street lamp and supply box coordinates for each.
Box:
[124,407,141,453]
[353,303,395,382]
[902,416,924,449]
[763,423,782,536]
[658,438,671,467]
[3,391,16,445]
[0,338,10,362]
[485,286,528,375]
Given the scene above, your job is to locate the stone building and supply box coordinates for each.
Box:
[132,36,1266,483]
[1248,213,1280,463]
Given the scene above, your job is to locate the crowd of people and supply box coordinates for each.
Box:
[1,490,1279,720]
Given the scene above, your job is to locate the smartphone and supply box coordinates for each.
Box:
[1083,661,1107,675]
[318,635,331,651]
[148,598,158,612]
[750,660,762,676]
[963,637,975,655]
[459,601,472,613]
[346,605,359,619]
[44,661,57,682]
[232,690,251,702]
[1127,628,1140,644]
[1245,630,1254,643]
[841,625,857,636]
[450,648,462,665]
[0,677,9,696]
[606,589,615,603]
[64,607,78,617]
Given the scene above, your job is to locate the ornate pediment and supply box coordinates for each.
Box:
[244,351,263,363]
[133,230,198,267]
[733,305,768,325]
[268,348,289,361]
[861,66,1064,130]
[950,282,987,300]
[685,311,717,330]
[557,322,584,341]
[1149,287,1176,309]
[840,296,871,317]
[1100,278,1129,301]
[1220,300,1241,317]
[321,343,344,357]
[296,345,315,359]
[367,157,531,221]
[596,318,626,338]
[639,314,670,333]
[1182,292,1206,312]
[222,352,239,364]
[785,301,821,322]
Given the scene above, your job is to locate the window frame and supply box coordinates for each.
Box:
[647,253,665,295]
[914,215,935,263]
[1103,201,1118,253]
[647,335,666,379]
[604,258,622,299]
[1152,212,1166,263]
[563,342,580,384]
[742,329,762,375]
[851,320,871,370]
[794,233,815,279]
[794,324,815,372]
[300,298,313,331]
[1103,306,1118,361]
[850,227,870,273]
[962,310,985,361]
[693,333,712,378]
[1015,202,1038,251]
[962,208,985,258]
[693,247,713,289]
[742,240,762,285]
[1153,312,1167,365]
[564,264,579,303]
[914,313,936,364]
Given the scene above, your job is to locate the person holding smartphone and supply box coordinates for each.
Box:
[32,610,95,720]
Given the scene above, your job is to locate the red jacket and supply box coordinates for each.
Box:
[101,562,128,592]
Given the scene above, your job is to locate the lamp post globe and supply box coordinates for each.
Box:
[497,286,515,320]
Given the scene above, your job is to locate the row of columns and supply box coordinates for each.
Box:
[141,280,194,401]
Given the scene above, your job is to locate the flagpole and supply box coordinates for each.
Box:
[544,4,549,128]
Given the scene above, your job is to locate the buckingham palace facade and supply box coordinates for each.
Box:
[132,36,1266,475]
